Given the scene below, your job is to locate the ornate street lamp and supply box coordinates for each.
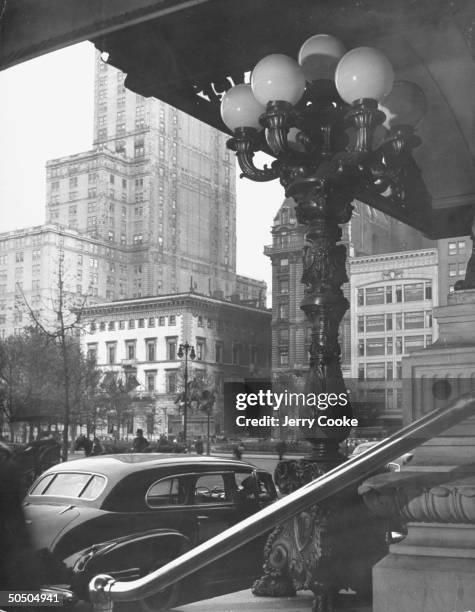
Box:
[221,34,426,461]
[177,342,196,444]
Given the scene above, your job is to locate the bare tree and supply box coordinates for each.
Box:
[16,245,91,461]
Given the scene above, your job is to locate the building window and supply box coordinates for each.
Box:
[279,280,289,294]
[449,263,457,277]
[358,340,365,356]
[425,311,433,328]
[232,343,241,365]
[119,320,125,330]
[196,339,205,361]
[279,350,289,366]
[108,321,115,331]
[169,315,176,326]
[365,314,385,332]
[166,370,178,394]
[146,340,156,362]
[385,286,393,303]
[158,316,166,326]
[148,317,155,327]
[404,311,424,329]
[87,344,98,360]
[125,341,136,360]
[357,316,364,333]
[146,372,156,392]
[138,318,145,328]
[387,362,394,380]
[366,362,386,380]
[404,335,425,353]
[365,286,385,306]
[128,319,135,329]
[278,303,289,320]
[280,258,289,268]
[366,338,385,356]
[197,315,204,327]
[215,342,223,363]
[167,338,177,361]
[107,343,117,364]
[404,282,424,302]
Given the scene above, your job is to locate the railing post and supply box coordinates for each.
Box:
[89,574,115,612]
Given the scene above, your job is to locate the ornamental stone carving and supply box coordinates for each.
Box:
[360,472,475,524]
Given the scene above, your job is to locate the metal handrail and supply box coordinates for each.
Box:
[89,392,475,609]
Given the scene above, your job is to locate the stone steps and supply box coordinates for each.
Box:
[171,589,371,612]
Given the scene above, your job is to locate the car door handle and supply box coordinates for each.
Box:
[197,515,209,521]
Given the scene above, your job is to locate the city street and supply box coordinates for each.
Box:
[67,450,305,476]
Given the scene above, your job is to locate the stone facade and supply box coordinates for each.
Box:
[81,292,271,438]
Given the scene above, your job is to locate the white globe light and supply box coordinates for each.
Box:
[220,84,266,131]
[298,34,347,81]
[335,47,394,105]
[379,80,427,128]
[251,54,306,106]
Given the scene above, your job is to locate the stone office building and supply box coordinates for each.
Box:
[82,292,271,439]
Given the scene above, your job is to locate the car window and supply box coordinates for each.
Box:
[256,471,275,501]
[29,472,106,500]
[193,473,229,503]
[42,473,93,497]
[29,473,55,495]
[147,477,184,507]
[81,475,107,500]
[234,472,255,500]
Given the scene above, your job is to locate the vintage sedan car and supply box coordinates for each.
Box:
[23,454,277,609]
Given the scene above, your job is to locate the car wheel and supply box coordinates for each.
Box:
[139,581,180,612]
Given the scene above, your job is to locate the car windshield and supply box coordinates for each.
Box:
[29,472,106,499]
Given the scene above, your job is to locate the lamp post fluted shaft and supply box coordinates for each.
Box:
[178,342,195,445]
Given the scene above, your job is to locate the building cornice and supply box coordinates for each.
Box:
[82,292,271,318]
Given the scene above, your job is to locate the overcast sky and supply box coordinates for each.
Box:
[0,42,285,300]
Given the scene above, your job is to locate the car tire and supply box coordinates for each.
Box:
[138,540,190,612]
[139,581,180,612]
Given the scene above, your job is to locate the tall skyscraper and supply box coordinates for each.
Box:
[0,53,266,338]
[44,52,262,302]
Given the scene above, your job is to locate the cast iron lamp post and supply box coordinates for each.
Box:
[177,342,195,444]
[221,35,427,607]
[221,34,426,460]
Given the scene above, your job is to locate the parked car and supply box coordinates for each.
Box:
[349,440,414,471]
[23,454,277,609]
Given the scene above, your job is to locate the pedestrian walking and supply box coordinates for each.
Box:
[233,440,245,460]
[132,429,149,453]
[195,436,204,455]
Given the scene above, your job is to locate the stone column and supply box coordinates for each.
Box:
[361,287,475,612]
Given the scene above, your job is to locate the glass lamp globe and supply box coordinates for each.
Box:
[379,80,427,128]
[220,84,266,131]
[251,54,306,106]
[298,34,347,81]
[335,47,394,105]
